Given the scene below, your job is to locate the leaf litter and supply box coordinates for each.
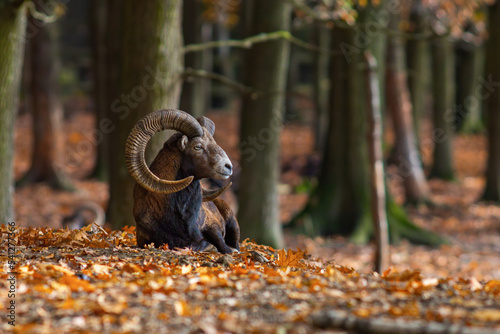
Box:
[1,224,499,333]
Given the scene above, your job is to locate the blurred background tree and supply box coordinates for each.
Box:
[0,1,28,223]
[483,0,500,201]
[105,0,183,229]
[16,0,73,190]
[88,0,108,181]
[237,0,291,248]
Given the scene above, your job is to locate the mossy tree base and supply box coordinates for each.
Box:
[288,194,446,247]
[16,169,75,192]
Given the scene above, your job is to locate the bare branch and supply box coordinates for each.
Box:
[183,30,337,56]
[183,68,253,95]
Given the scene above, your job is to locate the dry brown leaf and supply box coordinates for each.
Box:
[276,248,305,267]
[472,309,500,322]
[174,300,191,316]
[59,275,95,292]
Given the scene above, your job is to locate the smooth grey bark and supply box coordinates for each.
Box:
[386,7,430,205]
[295,3,389,241]
[430,35,455,180]
[456,40,485,133]
[0,3,27,223]
[293,24,373,239]
[483,2,500,202]
[180,0,208,118]
[89,0,108,181]
[313,23,330,152]
[406,0,429,133]
[285,43,299,119]
[237,0,291,248]
[292,7,383,240]
[106,0,183,229]
[365,51,389,273]
[17,1,73,190]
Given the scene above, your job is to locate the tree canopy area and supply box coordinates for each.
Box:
[1,0,500,332]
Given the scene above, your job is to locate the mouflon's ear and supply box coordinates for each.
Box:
[178,135,189,152]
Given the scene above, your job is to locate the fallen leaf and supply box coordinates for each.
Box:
[276,248,304,267]
[472,309,500,322]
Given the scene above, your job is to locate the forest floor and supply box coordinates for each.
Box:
[3,109,500,333]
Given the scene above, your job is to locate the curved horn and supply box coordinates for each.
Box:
[126,109,204,194]
[197,116,215,136]
[202,182,232,202]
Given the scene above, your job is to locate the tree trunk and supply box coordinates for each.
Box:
[212,22,234,110]
[365,51,389,273]
[89,0,109,181]
[483,2,500,202]
[295,24,371,239]
[0,4,27,223]
[386,8,430,205]
[285,42,300,120]
[180,0,208,118]
[293,3,391,241]
[106,0,183,229]
[455,41,485,133]
[406,0,429,133]
[289,2,444,247]
[430,35,455,180]
[237,0,291,248]
[313,23,330,152]
[17,1,73,190]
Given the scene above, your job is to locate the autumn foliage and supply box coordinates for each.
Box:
[1,224,499,333]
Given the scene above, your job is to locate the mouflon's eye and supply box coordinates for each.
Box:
[193,145,203,151]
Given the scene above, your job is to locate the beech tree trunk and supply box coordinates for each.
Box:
[237,0,291,248]
[285,43,300,119]
[386,8,430,205]
[406,0,429,133]
[365,51,389,273]
[293,3,390,241]
[456,41,485,133]
[483,2,500,202]
[106,0,183,229]
[0,3,27,223]
[18,1,73,190]
[290,1,444,247]
[430,35,455,180]
[180,0,208,118]
[313,23,330,152]
[89,0,109,181]
[297,24,372,239]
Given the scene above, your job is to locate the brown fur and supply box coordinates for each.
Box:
[133,132,240,253]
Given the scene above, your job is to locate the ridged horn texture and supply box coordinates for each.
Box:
[197,116,215,136]
[202,182,232,202]
[126,109,204,194]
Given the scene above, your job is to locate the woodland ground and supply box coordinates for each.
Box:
[3,108,500,333]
